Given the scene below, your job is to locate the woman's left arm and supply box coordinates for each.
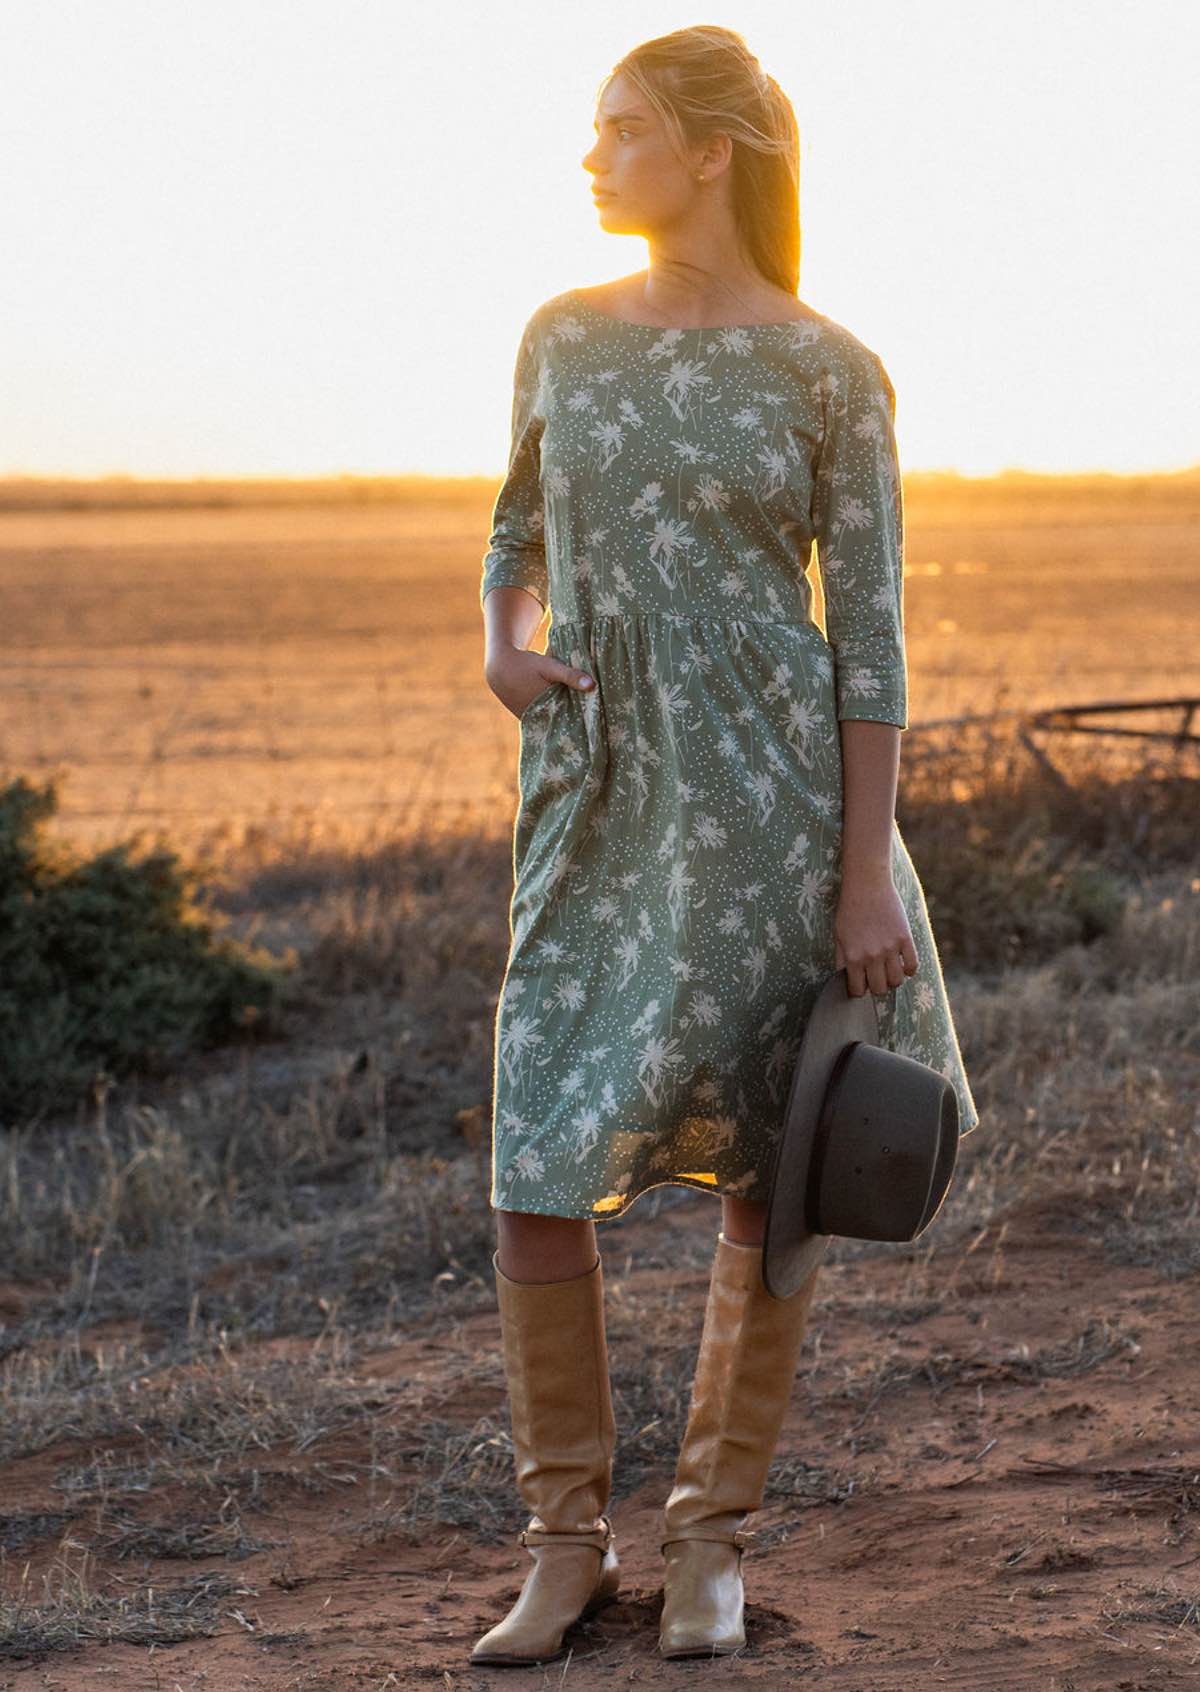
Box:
[836,719,919,997]
[810,341,920,998]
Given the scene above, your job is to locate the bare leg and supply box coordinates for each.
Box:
[495,1208,599,1282]
[721,1194,767,1247]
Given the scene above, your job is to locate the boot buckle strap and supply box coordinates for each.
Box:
[519,1513,614,1552]
[661,1526,756,1553]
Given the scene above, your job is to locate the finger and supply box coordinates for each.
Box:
[845,959,867,997]
[884,949,907,990]
[900,935,920,976]
[865,956,890,996]
[558,661,595,691]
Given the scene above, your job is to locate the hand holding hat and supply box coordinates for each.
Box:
[761,967,960,1300]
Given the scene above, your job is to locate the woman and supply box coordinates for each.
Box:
[473,24,979,1666]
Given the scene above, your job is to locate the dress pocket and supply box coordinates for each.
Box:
[511,682,608,936]
[518,680,559,720]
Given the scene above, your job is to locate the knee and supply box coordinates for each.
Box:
[721,1195,768,1248]
[494,1208,599,1281]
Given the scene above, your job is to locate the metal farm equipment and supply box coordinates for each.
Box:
[905,696,1200,793]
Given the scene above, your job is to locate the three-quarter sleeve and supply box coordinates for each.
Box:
[810,343,909,729]
[479,318,549,611]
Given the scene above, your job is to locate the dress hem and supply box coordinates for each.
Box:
[491,1173,741,1225]
[490,1115,981,1224]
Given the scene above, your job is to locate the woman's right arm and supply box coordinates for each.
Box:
[483,583,549,688]
[480,320,549,614]
[481,321,593,712]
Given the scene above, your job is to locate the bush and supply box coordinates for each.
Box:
[0,776,294,1126]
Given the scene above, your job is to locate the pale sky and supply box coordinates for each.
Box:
[3,0,1197,478]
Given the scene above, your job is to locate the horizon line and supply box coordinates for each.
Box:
[2,463,1199,486]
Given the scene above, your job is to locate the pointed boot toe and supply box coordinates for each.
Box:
[470,1536,620,1665]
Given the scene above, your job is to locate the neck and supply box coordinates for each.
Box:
[639,236,768,325]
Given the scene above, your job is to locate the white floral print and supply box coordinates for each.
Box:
[480,289,979,1221]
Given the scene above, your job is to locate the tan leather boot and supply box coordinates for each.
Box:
[658,1230,821,1658]
[470,1250,620,1666]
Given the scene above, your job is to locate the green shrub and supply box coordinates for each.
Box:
[0,776,293,1126]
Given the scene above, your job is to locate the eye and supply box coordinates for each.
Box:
[618,128,634,141]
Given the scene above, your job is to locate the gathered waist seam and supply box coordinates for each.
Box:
[549,610,823,631]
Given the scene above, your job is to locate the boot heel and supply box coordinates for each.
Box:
[579,1586,620,1621]
[580,1548,622,1617]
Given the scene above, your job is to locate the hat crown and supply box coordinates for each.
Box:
[808,1042,959,1241]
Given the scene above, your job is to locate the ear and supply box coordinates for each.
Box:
[692,129,733,181]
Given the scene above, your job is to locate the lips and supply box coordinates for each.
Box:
[592,189,615,200]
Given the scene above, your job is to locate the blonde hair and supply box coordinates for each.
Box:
[601,25,801,296]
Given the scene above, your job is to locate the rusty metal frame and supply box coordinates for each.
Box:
[902,696,1200,793]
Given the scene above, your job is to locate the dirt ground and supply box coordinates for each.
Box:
[4,1175,1199,1690]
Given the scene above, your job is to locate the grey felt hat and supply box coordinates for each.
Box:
[761,967,960,1300]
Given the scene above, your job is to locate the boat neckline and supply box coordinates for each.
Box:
[563,288,819,333]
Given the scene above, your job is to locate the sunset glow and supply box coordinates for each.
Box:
[4,0,1197,478]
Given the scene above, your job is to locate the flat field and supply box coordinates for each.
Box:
[1,471,1197,852]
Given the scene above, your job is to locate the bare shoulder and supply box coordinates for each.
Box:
[574,273,645,310]
[755,284,818,325]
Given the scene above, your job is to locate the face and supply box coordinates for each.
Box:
[581,70,721,235]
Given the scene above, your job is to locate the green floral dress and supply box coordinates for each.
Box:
[481,289,980,1222]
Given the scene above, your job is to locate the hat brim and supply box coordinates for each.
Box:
[762,968,880,1299]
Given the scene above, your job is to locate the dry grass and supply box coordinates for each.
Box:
[1,724,1195,1414]
[0,1548,252,1654]
[838,1315,1143,1426]
[1014,1458,1200,1521]
[1101,1584,1200,1636]
[3,1314,410,1470]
